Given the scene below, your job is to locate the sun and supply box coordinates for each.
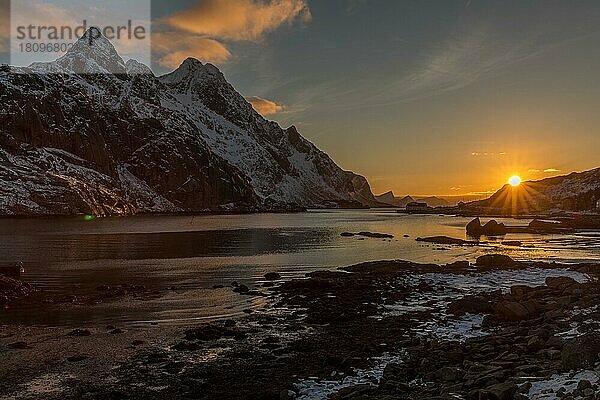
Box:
[508,175,522,187]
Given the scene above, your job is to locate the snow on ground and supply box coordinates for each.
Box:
[295,352,406,400]
[528,370,599,399]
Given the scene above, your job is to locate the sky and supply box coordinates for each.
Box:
[2,0,600,197]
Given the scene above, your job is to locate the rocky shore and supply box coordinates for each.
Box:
[2,256,600,399]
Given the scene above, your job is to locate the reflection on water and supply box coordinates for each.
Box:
[0,210,599,327]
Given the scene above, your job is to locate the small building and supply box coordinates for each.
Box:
[406,202,429,212]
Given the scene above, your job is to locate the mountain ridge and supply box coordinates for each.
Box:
[467,167,600,214]
[0,31,376,216]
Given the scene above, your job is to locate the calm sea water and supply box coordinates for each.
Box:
[1,210,599,327]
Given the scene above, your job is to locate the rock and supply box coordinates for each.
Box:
[561,333,600,370]
[482,220,507,236]
[494,301,535,321]
[0,262,24,277]
[416,236,465,245]
[8,341,31,349]
[445,261,470,270]
[518,382,532,394]
[545,276,578,291]
[340,232,355,237]
[526,336,546,352]
[184,325,247,341]
[501,241,522,247]
[212,284,224,289]
[233,284,250,294]
[478,382,518,400]
[448,295,494,315]
[577,379,592,390]
[66,355,88,362]
[68,328,92,337]
[264,272,281,281]
[510,285,530,297]
[467,218,508,236]
[131,340,145,346]
[467,217,483,236]
[476,254,519,270]
[357,232,394,239]
[529,219,571,233]
[438,366,464,382]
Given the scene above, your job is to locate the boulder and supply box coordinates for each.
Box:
[466,217,483,236]
[477,382,518,400]
[561,333,600,370]
[416,236,465,245]
[264,272,281,281]
[545,276,578,291]
[467,218,507,236]
[494,301,537,321]
[482,220,507,236]
[448,295,494,316]
[476,254,520,270]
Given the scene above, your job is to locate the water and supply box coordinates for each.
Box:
[1,210,599,327]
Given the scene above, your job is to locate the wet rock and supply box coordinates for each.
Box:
[545,276,578,291]
[416,236,466,245]
[445,261,470,271]
[482,220,507,236]
[510,285,530,298]
[477,381,518,400]
[183,324,247,341]
[66,355,88,362]
[577,379,592,390]
[467,217,483,236]
[494,301,536,321]
[68,328,92,337]
[340,232,355,237]
[212,284,225,289]
[526,335,545,352]
[264,272,281,281]
[173,341,200,352]
[476,254,520,270]
[438,366,464,382]
[561,333,600,370]
[233,284,250,294]
[448,295,494,315]
[8,341,31,349]
[467,218,507,236]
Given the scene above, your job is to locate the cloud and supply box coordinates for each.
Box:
[153,33,231,67]
[166,0,311,41]
[471,151,507,157]
[529,168,561,174]
[247,96,285,116]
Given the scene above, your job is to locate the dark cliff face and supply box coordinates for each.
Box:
[0,32,375,216]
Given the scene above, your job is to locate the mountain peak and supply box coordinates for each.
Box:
[55,27,126,74]
[161,57,223,86]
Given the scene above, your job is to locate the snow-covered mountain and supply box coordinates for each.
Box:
[0,30,376,216]
[469,168,600,214]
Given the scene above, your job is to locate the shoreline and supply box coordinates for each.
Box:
[2,255,600,399]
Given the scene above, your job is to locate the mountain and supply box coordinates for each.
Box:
[0,30,376,216]
[467,168,600,214]
[375,192,450,208]
[414,196,450,207]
